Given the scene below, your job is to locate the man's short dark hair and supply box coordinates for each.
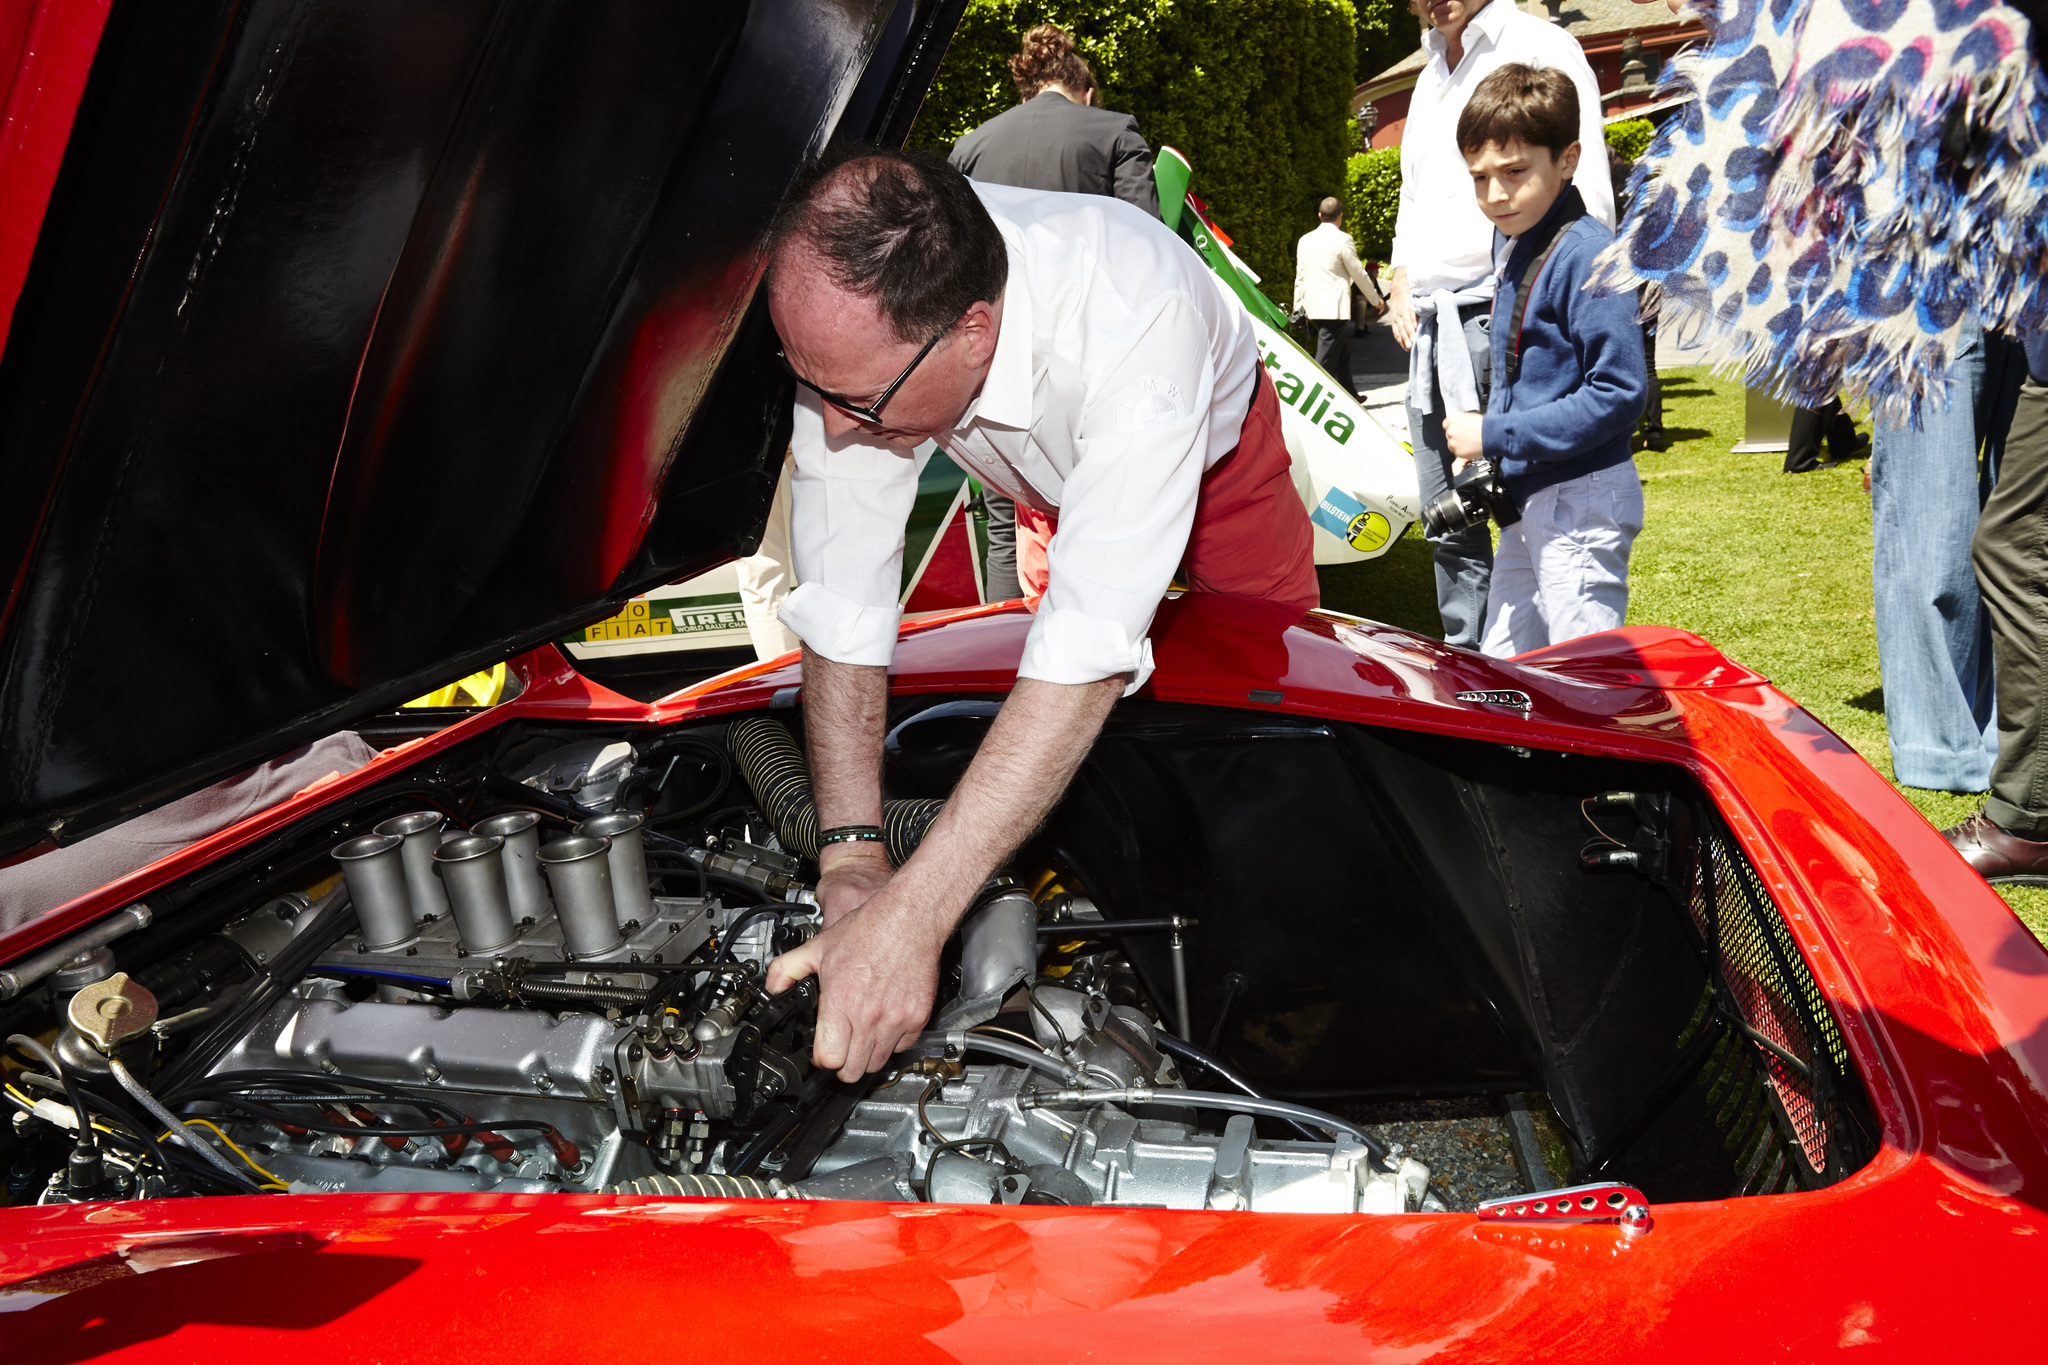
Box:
[766,144,1009,344]
[1455,64,1580,158]
[1318,196,1343,221]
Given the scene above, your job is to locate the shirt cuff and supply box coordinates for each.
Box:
[1018,607,1155,696]
[777,581,901,667]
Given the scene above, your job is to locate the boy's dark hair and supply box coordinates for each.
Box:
[766,144,1009,344]
[1455,64,1580,158]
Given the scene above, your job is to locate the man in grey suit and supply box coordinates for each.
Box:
[948,25,1161,597]
[950,85,1159,221]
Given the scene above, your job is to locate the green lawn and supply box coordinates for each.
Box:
[1317,366,2048,943]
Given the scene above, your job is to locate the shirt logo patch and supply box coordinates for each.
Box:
[1113,375,1187,432]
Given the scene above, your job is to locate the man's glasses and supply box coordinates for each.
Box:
[777,323,951,427]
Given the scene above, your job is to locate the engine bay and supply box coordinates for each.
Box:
[2,698,1877,1216]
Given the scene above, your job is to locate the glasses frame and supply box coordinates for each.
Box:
[776,323,951,427]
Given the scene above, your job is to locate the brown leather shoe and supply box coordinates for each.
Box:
[1943,811,2048,885]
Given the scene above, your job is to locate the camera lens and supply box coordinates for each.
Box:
[1422,487,1478,538]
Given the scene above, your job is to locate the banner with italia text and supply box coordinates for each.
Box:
[1157,147,1419,563]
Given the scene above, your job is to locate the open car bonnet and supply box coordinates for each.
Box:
[0,0,964,860]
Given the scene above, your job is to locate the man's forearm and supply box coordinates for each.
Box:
[799,646,887,830]
[888,674,1123,934]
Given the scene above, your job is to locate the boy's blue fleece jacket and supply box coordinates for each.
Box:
[1482,184,1646,502]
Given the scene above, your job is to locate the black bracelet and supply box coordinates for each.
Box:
[819,825,886,848]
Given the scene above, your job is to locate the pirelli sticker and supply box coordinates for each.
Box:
[666,603,747,636]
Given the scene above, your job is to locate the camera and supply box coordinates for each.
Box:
[1421,457,1520,537]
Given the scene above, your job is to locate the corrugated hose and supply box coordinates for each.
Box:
[726,717,942,866]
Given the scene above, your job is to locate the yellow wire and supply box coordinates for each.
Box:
[6,1082,121,1140]
[9,1080,287,1190]
[161,1117,290,1189]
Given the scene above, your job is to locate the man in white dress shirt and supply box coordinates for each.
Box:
[1386,0,1611,647]
[762,148,1316,1080]
[1294,196,1386,397]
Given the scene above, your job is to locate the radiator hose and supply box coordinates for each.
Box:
[726,718,942,865]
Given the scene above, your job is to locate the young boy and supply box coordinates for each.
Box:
[1440,64,1647,657]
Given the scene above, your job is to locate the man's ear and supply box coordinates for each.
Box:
[956,297,1001,371]
[1559,140,1582,180]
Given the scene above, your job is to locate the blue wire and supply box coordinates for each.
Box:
[312,968,452,990]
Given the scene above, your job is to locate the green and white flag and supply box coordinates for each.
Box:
[1156,147,1418,564]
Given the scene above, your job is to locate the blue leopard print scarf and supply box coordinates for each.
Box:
[1591,0,2047,422]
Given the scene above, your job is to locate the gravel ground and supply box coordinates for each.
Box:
[1336,1097,1532,1212]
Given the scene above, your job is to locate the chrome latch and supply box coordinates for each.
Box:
[1455,689,1533,714]
[1477,1182,1651,1236]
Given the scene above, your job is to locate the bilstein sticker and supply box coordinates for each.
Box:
[1310,484,1392,553]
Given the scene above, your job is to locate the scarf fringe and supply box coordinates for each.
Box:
[1592,11,2048,425]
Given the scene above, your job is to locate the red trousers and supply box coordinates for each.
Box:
[1016,367,1319,612]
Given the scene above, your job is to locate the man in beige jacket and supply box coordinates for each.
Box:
[1294,197,1384,398]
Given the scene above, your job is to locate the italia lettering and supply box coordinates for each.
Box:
[1256,337,1354,444]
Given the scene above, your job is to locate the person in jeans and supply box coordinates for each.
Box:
[1294,197,1385,397]
[1871,328,2028,792]
[949,23,1160,601]
[1386,0,1611,648]
[1944,335,2048,881]
[1440,66,1646,655]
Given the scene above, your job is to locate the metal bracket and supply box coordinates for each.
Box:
[1456,689,1533,715]
[1477,1182,1652,1236]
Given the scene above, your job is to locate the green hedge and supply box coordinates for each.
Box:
[1343,146,1401,262]
[907,0,1358,309]
[1604,118,1654,166]
[1341,118,1666,266]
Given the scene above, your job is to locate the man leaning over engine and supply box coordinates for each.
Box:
[761,146,1316,1080]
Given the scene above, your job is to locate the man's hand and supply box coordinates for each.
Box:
[814,843,891,928]
[1443,410,1485,463]
[1389,267,1418,351]
[767,885,950,1081]
[768,671,1124,1080]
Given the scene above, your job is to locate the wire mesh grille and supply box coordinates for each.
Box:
[1687,823,1861,1184]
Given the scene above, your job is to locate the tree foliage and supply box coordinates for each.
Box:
[1604,117,1655,166]
[1352,0,1421,84]
[907,0,1359,307]
[1343,146,1402,262]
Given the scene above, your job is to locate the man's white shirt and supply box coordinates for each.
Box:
[1294,221,1383,322]
[1390,0,1614,296]
[778,181,1258,695]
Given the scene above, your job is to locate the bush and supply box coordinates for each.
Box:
[907,0,1358,310]
[1604,118,1654,167]
[1343,147,1401,263]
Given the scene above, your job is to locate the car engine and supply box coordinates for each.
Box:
[5,717,1431,1214]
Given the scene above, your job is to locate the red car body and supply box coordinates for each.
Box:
[4,1,2048,1360]
[3,604,2048,1359]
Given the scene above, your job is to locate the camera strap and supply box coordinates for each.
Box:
[1503,202,1587,385]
